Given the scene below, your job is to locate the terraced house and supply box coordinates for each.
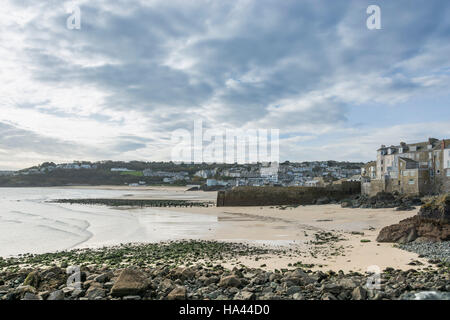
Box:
[363,138,450,196]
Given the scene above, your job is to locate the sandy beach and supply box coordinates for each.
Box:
[58,186,430,272]
[0,186,432,272]
[165,202,427,272]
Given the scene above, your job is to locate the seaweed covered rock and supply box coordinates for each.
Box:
[110,268,150,297]
[344,192,422,209]
[377,193,450,243]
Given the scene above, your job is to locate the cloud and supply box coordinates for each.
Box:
[0,0,449,169]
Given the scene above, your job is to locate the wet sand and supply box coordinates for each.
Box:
[3,186,430,272]
[166,204,428,272]
[66,186,428,272]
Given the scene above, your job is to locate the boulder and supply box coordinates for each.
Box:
[167,286,186,300]
[316,197,330,205]
[170,267,196,281]
[218,275,241,288]
[351,286,367,300]
[22,292,42,300]
[321,283,342,295]
[234,291,255,300]
[47,289,65,300]
[158,278,174,294]
[340,199,352,208]
[39,267,67,292]
[110,269,149,297]
[23,271,40,288]
[85,286,106,300]
[94,271,114,283]
[377,194,450,243]
[13,285,36,299]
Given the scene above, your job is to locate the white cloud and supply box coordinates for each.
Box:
[0,0,449,169]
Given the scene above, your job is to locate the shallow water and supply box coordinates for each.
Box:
[0,188,217,257]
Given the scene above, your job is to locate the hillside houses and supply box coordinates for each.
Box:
[143,169,189,181]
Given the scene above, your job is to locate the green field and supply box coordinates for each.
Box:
[120,171,143,177]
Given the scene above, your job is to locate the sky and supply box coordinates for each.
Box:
[0,0,449,170]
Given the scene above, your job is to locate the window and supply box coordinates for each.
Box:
[410,171,415,176]
[408,179,415,185]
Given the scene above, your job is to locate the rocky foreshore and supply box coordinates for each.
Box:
[398,242,450,264]
[377,193,450,244]
[51,198,214,207]
[340,192,423,210]
[0,240,449,301]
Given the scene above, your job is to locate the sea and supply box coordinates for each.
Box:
[0,187,217,257]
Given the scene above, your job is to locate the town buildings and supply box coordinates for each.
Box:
[362,138,450,196]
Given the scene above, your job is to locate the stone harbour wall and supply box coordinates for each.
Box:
[216,182,361,207]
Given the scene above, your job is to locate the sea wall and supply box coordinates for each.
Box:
[216,182,361,207]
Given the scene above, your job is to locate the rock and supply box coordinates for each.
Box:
[111,269,149,297]
[396,204,415,211]
[400,291,450,300]
[338,278,357,290]
[23,271,40,288]
[407,260,423,266]
[316,197,330,205]
[159,278,174,294]
[167,286,186,300]
[283,269,316,286]
[286,286,302,295]
[94,272,113,283]
[123,295,142,300]
[21,292,42,300]
[321,283,342,295]
[352,286,367,300]
[39,267,67,292]
[322,292,338,300]
[171,267,195,281]
[71,288,84,299]
[86,286,106,300]
[234,291,255,300]
[292,293,304,300]
[341,199,352,208]
[13,285,36,299]
[377,193,450,243]
[47,290,65,300]
[204,276,219,285]
[218,275,241,288]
